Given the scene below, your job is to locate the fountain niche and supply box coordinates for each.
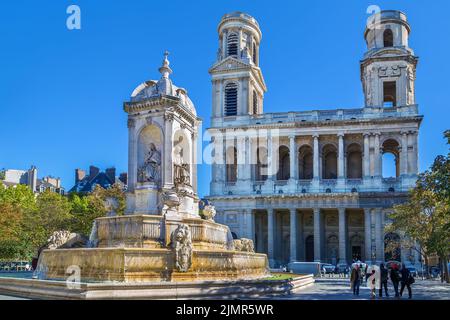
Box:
[36,53,269,283]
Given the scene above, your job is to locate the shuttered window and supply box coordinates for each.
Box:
[225,83,238,116]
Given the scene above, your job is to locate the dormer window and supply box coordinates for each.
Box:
[227,33,238,57]
[383,29,394,47]
[225,82,238,116]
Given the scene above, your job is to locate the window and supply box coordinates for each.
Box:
[383,81,397,107]
[322,144,338,179]
[346,143,362,179]
[252,42,257,64]
[227,33,238,57]
[383,29,394,47]
[277,146,290,181]
[298,145,313,180]
[382,139,400,178]
[252,90,258,114]
[224,83,238,116]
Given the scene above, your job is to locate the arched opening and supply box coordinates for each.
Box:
[226,146,237,183]
[305,235,314,262]
[383,81,397,107]
[350,234,364,262]
[173,131,191,186]
[347,143,363,179]
[382,139,400,178]
[326,235,339,265]
[322,144,337,179]
[252,90,258,115]
[227,33,238,57]
[137,125,163,184]
[255,147,268,181]
[224,82,238,116]
[252,42,257,64]
[298,145,313,180]
[383,28,394,47]
[277,146,290,181]
[385,233,401,261]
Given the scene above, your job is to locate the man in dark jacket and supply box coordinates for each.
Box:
[379,263,389,297]
[400,263,413,299]
[350,266,361,296]
[390,264,400,297]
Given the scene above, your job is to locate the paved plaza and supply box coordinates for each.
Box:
[1,276,448,300]
[267,277,450,300]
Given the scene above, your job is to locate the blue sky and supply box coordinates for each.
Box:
[1,0,449,197]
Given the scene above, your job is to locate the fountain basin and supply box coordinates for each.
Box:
[37,247,268,282]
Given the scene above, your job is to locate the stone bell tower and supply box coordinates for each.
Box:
[209,12,267,119]
[361,10,418,108]
[124,52,202,220]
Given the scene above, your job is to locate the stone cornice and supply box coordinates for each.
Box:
[124,95,201,127]
[209,115,423,131]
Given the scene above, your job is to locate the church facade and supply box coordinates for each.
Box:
[206,11,423,267]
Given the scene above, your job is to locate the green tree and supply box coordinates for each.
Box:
[22,190,72,256]
[0,184,36,260]
[69,184,126,236]
[390,131,450,282]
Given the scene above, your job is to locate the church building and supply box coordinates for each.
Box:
[206,11,423,267]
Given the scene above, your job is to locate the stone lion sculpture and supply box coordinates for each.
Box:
[232,238,254,253]
[171,224,193,272]
[45,231,87,250]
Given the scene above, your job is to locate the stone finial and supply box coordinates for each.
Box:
[159,50,173,79]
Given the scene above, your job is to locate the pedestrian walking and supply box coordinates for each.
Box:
[390,264,400,297]
[400,263,413,299]
[379,263,389,298]
[350,265,361,296]
[369,269,377,299]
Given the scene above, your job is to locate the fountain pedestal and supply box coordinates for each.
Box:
[37,215,269,283]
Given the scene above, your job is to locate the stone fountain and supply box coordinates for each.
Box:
[35,52,269,284]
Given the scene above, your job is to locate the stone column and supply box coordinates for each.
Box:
[298,212,304,261]
[127,119,137,192]
[364,208,372,263]
[400,131,408,176]
[313,134,320,180]
[375,208,384,263]
[192,131,198,193]
[338,133,345,179]
[363,133,370,178]
[267,132,274,180]
[237,135,246,181]
[313,208,321,262]
[290,208,297,262]
[373,133,381,178]
[246,209,255,242]
[289,135,297,181]
[338,207,347,265]
[164,116,174,187]
[267,208,275,267]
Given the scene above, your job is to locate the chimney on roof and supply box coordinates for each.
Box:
[89,166,100,180]
[75,169,86,184]
[119,173,128,185]
[105,167,116,184]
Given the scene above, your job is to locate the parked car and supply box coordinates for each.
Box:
[320,263,336,275]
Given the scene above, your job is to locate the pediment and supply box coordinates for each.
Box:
[208,57,251,74]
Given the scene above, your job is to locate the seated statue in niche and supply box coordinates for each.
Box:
[138,143,161,184]
[173,137,191,186]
